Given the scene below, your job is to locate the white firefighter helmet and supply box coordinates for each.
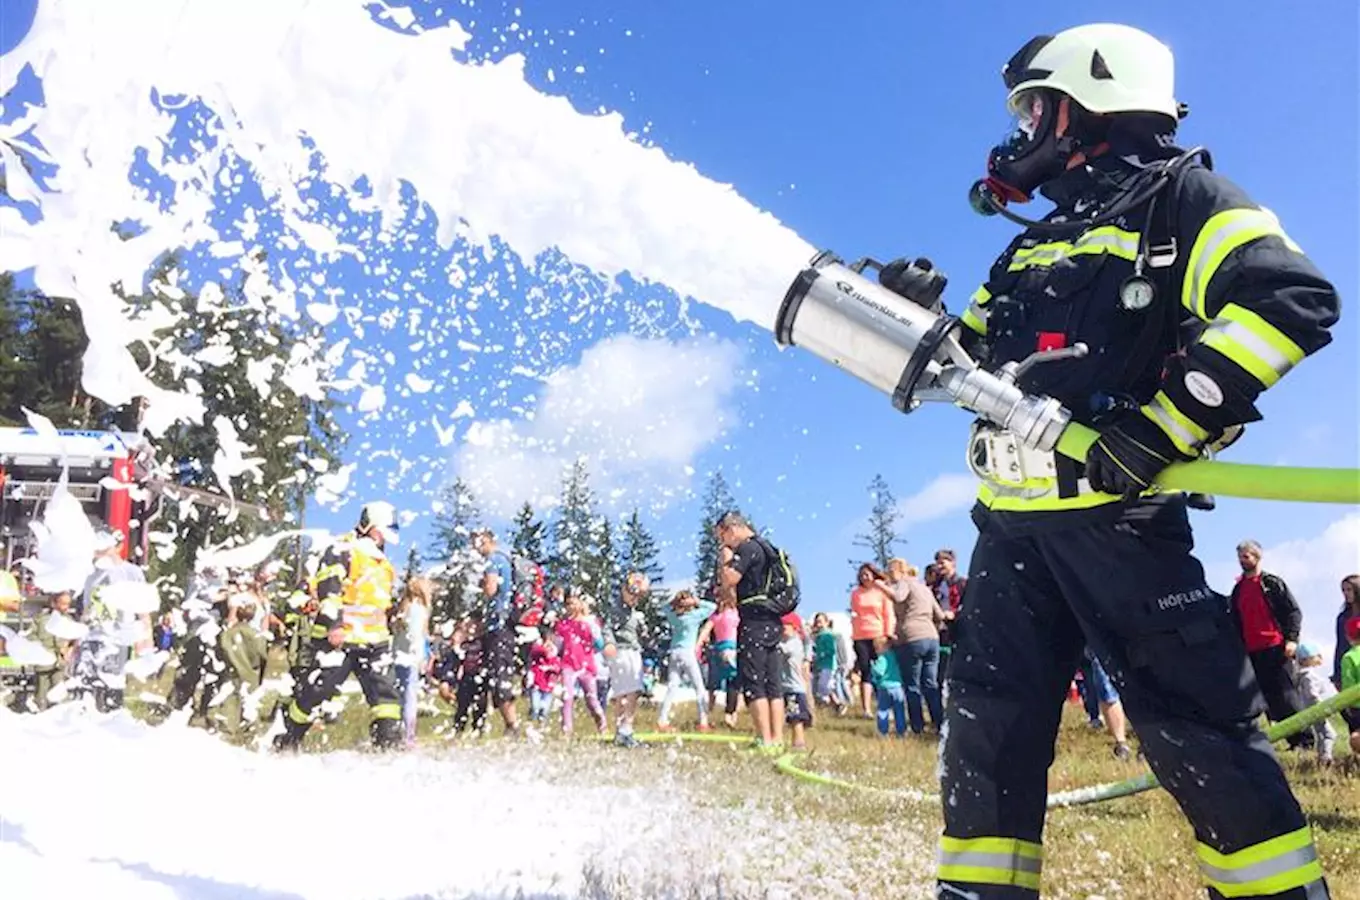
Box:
[358,500,400,545]
[1003,24,1180,121]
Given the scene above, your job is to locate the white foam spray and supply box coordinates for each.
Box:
[1,0,814,429]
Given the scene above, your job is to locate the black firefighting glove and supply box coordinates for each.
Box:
[879,257,948,312]
[1084,411,1197,498]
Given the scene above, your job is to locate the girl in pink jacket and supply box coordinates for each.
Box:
[554,594,607,736]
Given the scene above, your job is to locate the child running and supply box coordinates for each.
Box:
[657,590,717,732]
[554,593,608,737]
[779,612,812,751]
[870,635,907,738]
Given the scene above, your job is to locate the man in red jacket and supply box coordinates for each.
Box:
[1230,540,1310,749]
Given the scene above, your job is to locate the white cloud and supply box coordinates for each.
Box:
[1207,513,1360,657]
[454,334,743,519]
[897,473,978,530]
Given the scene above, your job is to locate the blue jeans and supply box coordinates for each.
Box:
[894,639,943,734]
[875,684,907,736]
[529,687,554,722]
[395,663,421,743]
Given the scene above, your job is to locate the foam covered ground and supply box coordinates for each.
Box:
[0,706,934,899]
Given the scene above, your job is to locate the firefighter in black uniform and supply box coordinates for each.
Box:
[928,23,1340,900]
[274,502,404,751]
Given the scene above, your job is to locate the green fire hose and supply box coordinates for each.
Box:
[1056,423,1360,504]
[619,683,1360,810]
[1046,682,1360,808]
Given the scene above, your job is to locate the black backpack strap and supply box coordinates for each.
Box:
[1114,149,1209,391]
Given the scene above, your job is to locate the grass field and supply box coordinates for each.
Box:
[130,656,1360,899]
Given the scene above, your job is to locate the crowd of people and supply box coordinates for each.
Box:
[2,504,1358,768]
[824,538,1360,766]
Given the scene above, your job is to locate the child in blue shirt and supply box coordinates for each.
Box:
[871,635,907,737]
[657,590,717,731]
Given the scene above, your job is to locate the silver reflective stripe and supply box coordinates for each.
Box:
[965,301,990,326]
[1199,844,1319,887]
[1144,400,1200,452]
[1205,319,1295,377]
[938,849,1043,876]
[1186,213,1275,317]
[1074,232,1138,256]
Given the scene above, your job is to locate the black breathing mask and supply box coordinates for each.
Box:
[977,88,1078,209]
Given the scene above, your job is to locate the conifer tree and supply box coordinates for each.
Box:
[428,477,483,623]
[694,469,740,595]
[508,501,546,562]
[851,473,902,570]
[620,507,667,653]
[548,458,598,593]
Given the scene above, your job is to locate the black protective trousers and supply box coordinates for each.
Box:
[939,500,1327,900]
[279,642,402,749]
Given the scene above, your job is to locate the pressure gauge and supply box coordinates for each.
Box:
[1119,275,1156,311]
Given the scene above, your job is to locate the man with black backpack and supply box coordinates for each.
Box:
[714,511,799,751]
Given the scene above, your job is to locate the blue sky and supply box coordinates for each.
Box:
[2,1,1356,637]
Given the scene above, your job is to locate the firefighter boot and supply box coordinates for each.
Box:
[371,716,403,750]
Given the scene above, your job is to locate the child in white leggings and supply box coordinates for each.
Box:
[658,591,717,731]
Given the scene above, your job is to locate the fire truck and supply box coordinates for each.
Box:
[0,426,271,572]
[0,427,152,570]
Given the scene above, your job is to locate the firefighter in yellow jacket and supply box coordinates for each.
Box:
[274,501,403,751]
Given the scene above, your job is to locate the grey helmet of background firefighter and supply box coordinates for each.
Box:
[970,23,1186,214]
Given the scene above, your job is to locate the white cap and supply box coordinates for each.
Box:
[358,501,400,545]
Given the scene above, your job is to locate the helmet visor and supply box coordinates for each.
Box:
[994,89,1048,163]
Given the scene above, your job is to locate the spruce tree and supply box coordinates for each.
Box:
[0,274,113,428]
[125,254,344,585]
[0,256,343,584]
[851,473,902,570]
[694,469,740,595]
[508,501,546,562]
[580,515,620,604]
[401,545,422,588]
[620,507,667,653]
[548,458,598,594]
[428,477,483,623]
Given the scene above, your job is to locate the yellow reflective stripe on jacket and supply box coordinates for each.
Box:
[1182,207,1301,320]
[371,702,401,721]
[977,481,1127,512]
[1198,303,1306,388]
[1007,226,1139,272]
[287,699,312,725]
[1141,391,1210,457]
[313,562,346,584]
[938,835,1042,891]
[962,286,992,335]
[1197,827,1324,898]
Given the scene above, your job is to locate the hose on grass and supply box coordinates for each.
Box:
[614,682,1360,810]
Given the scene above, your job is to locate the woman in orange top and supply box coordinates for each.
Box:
[849,562,897,717]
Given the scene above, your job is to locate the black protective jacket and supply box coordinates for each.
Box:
[960,147,1340,521]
